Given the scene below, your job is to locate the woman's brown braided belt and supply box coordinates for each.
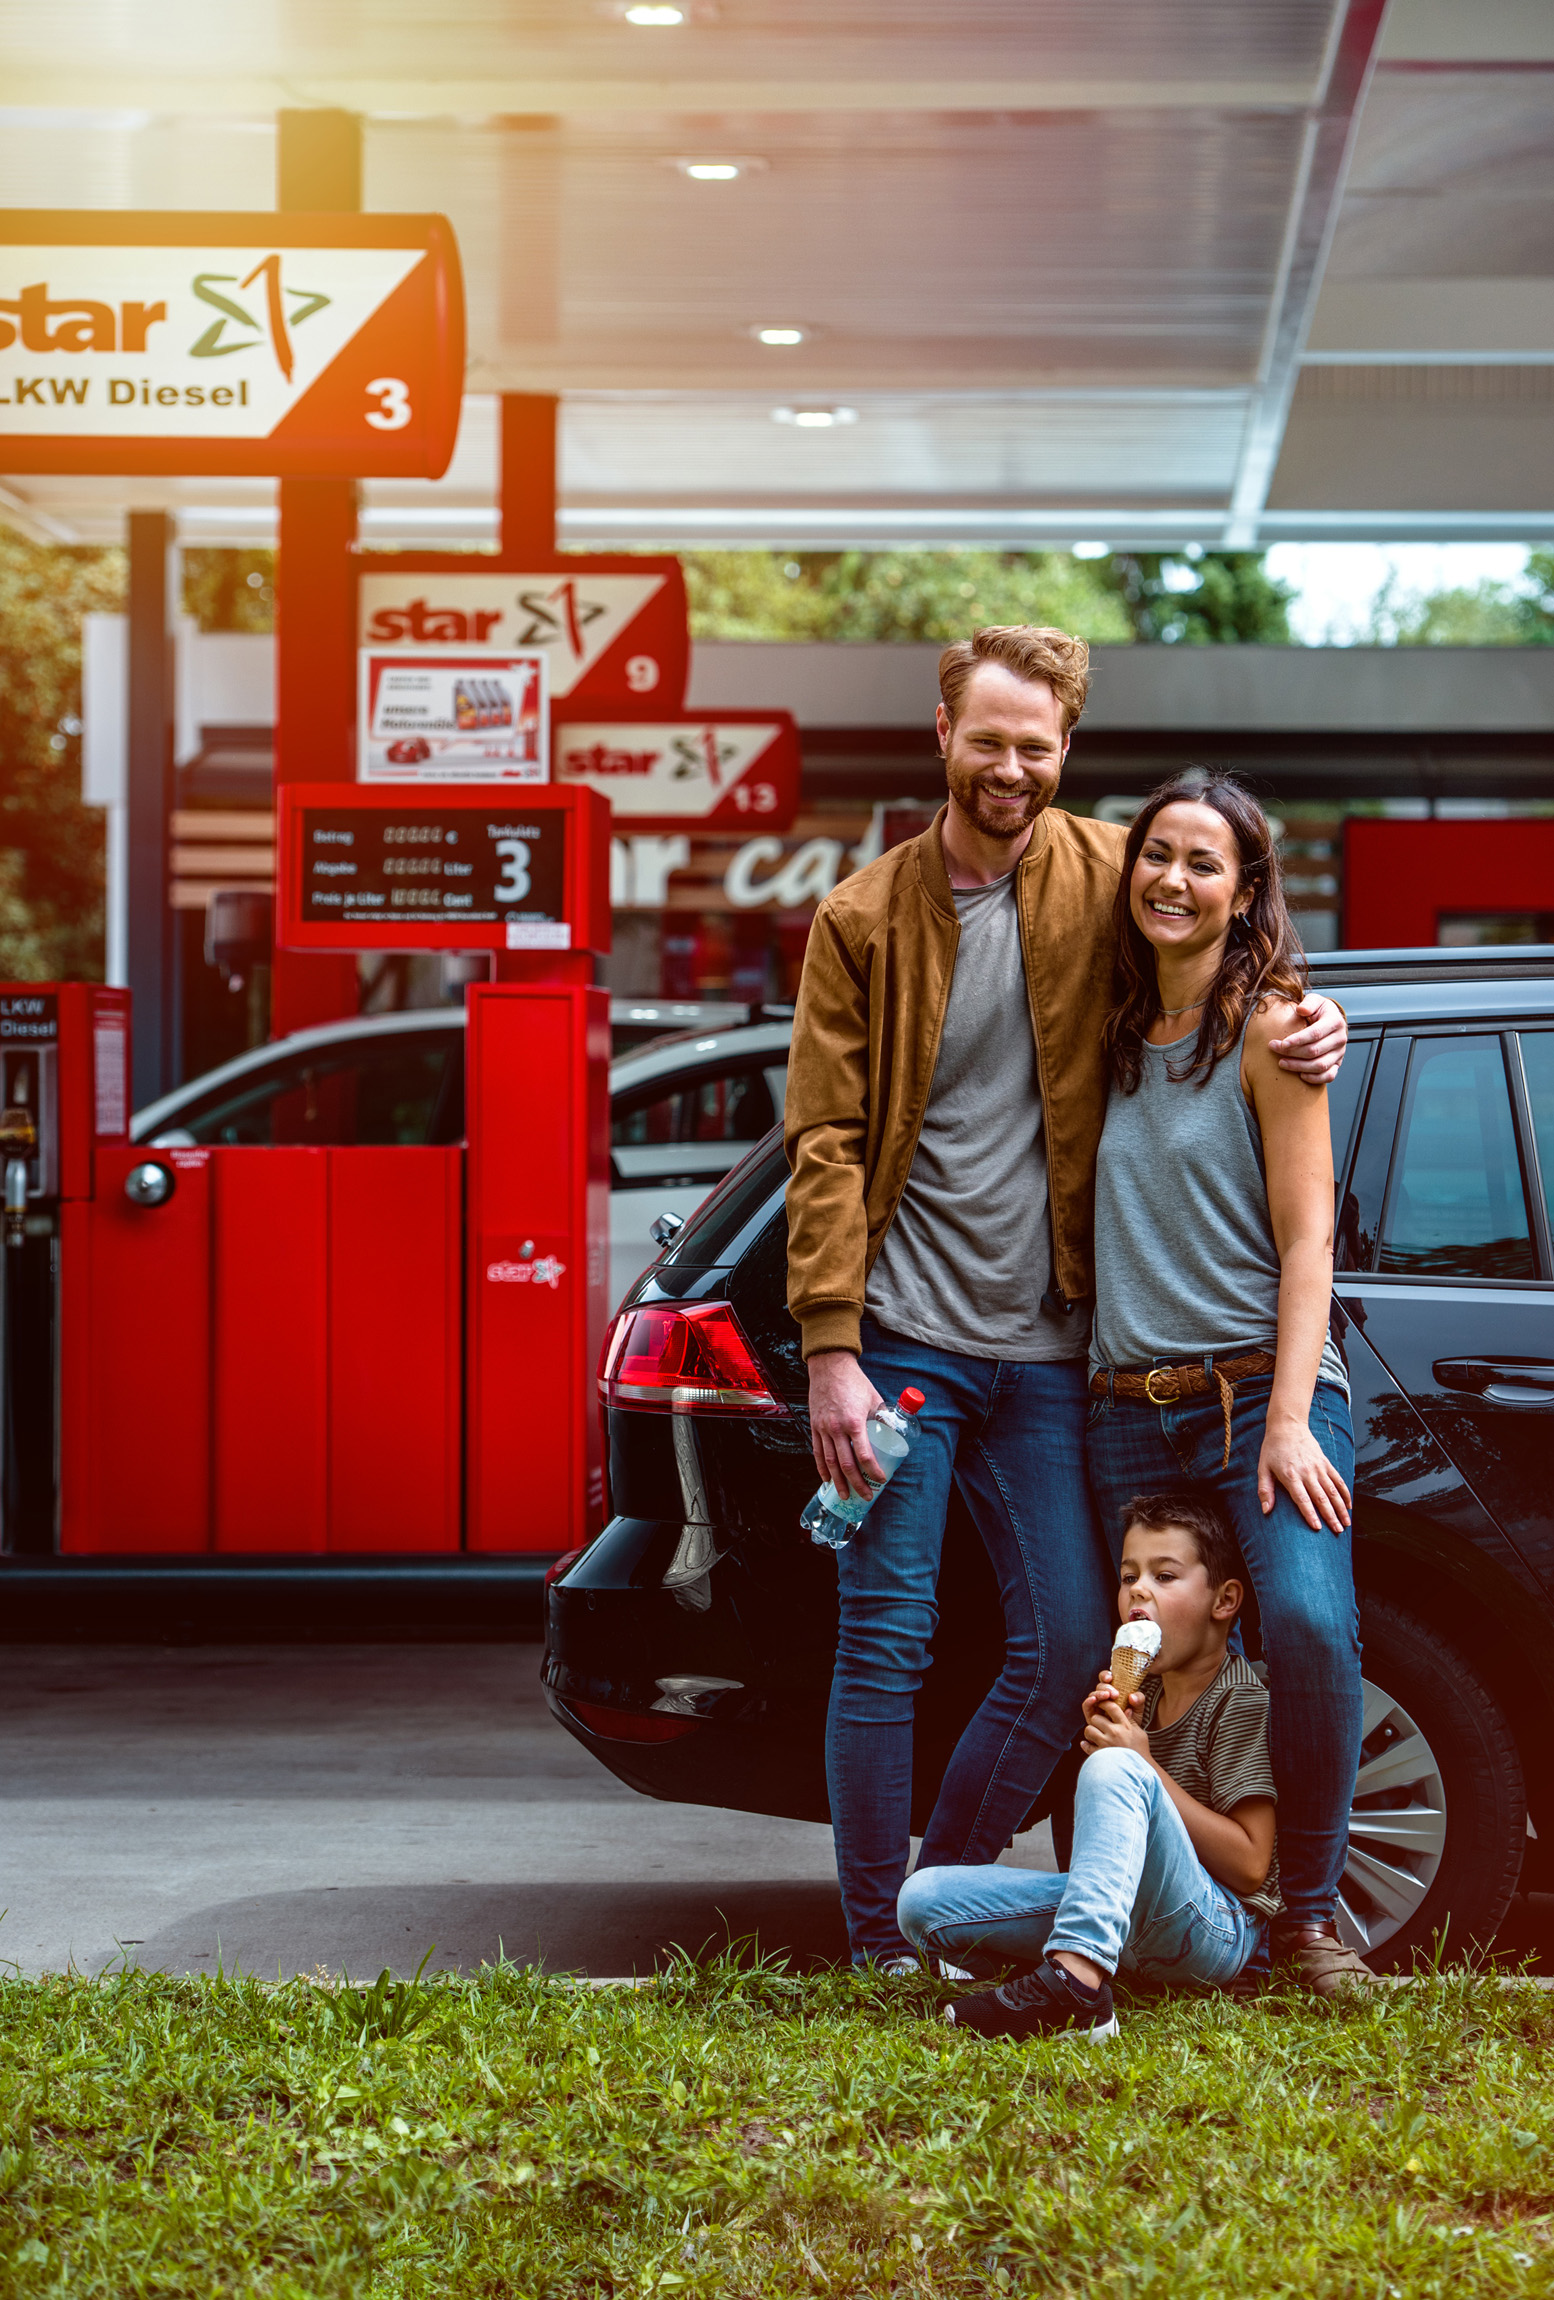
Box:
[1089,1349,1278,1468]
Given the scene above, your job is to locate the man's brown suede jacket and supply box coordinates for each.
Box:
[784,804,1127,1360]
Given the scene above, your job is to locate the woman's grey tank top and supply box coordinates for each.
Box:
[1090,1020,1348,1396]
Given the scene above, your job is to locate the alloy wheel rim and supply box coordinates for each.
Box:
[1337,1675,1448,1955]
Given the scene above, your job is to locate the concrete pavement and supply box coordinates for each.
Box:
[0,1643,1056,1980]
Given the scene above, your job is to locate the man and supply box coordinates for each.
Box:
[783,625,1345,1971]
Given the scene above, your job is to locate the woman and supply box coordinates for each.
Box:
[1084,769,1368,2000]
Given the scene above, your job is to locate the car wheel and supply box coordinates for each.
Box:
[1340,1597,1525,1969]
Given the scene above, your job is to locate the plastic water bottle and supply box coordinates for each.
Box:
[802,1388,925,1550]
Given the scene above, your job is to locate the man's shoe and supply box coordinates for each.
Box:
[1273,1920,1374,2000]
[944,1959,1118,2042]
[876,1955,924,1978]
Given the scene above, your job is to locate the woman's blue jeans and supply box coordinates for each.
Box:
[898,1744,1266,1987]
[1085,1373,1361,1929]
[826,1317,1115,1963]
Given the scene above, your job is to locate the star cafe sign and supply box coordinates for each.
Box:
[357,559,690,710]
[0,210,464,476]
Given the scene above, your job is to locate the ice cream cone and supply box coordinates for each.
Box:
[1109,1618,1162,1709]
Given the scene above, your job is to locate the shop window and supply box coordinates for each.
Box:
[1379,1036,1534,1281]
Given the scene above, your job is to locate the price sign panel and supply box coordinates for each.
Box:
[551,707,800,832]
[358,648,547,781]
[276,783,610,954]
[0,210,464,477]
[358,556,689,707]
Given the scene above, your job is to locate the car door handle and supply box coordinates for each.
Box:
[1433,1357,1554,1405]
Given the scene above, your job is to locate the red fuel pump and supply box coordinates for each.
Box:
[3,789,612,1576]
[0,985,130,1553]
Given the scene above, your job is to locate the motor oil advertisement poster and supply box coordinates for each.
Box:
[358,648,548,781]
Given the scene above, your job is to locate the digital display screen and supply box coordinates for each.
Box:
[298,805,568,939]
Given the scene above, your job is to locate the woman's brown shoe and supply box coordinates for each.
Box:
[1273,1920,1374,2000]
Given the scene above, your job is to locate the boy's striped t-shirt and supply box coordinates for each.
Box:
[1140,1653,1283,1919]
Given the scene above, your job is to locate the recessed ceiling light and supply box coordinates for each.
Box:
[625,4,683,21]
[755,326,806,346]
[1072,540,1109,558]
[773,406,858,429]
[671,156,764,180]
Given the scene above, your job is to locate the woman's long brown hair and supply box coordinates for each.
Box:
[1102,770,1308,1093]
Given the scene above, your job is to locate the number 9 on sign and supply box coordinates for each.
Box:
[366,378,413,431]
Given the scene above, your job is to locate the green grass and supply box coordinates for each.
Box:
[1,1954,1552,2297]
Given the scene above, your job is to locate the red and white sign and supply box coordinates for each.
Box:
[358,649,547,782]
[0,210,464,477]
[552,708,800,831]
[357,557,689,707]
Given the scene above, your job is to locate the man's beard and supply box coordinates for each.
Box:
[946,760,1052,841]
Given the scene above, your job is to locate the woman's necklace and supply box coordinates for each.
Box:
[1158,995,1207,1018]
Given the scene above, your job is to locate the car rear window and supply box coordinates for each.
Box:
[657,1124,787,1268]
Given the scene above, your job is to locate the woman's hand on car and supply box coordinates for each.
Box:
[1259,1410,1352,1530]
[1267,994,1347,1085]
[807,1350,886,1500]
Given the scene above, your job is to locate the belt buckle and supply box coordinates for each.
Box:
[1143,1366,1176,1405]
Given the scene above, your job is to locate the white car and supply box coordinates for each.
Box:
[133,1004,793,1315]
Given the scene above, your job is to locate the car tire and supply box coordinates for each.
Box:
[1345,1596,1525,1971]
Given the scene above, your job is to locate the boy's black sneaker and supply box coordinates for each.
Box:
[944,1959,1118,2042]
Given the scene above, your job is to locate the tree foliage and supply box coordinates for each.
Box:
[681,548,1298,646]
[1103,552,1297,644]
[682,550,1134,643]
[1366,549,1554,646]
[0,526,123,980]
[182,546,276,633]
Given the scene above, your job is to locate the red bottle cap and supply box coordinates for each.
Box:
[898,1388,925,1415]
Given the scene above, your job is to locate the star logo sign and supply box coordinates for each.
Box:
[670,729,739,789]
[510,578,607,658]
[188,255,330,382]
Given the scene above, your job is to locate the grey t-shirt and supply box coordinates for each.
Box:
[865,871,1089,1363]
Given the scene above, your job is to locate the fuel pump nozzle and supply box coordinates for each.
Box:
[0,1105,37,1248]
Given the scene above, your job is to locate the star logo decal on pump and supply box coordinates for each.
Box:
[486,1256,566,1289]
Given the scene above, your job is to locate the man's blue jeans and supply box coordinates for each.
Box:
[1086,1373,1360,1930]
[898,1745,1266,1987]
[826,1317,1115,1963]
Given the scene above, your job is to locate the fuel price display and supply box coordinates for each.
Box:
[295,797,576,955]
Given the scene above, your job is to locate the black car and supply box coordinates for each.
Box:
[544,948,1554,1968]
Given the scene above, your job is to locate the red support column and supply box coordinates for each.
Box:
[269,108,364,1040]
[500,393,558,561]
[271,478,361,1034]
[493,392,573,989]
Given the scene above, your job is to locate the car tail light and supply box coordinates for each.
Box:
[598,1301,782,1415]
[566,1698,701,1743]
[545,1548,584,1588]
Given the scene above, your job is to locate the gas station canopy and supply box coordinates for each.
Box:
[0,0,1551,550]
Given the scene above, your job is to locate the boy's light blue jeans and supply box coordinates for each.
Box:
[898,1745,1266,1988]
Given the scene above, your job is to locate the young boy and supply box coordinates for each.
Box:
[897,1490,1281,2040]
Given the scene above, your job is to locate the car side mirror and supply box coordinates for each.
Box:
[650,1209,686,1250]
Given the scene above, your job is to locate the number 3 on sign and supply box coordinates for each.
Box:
[493,838,532,903]
[365,378,412,431]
